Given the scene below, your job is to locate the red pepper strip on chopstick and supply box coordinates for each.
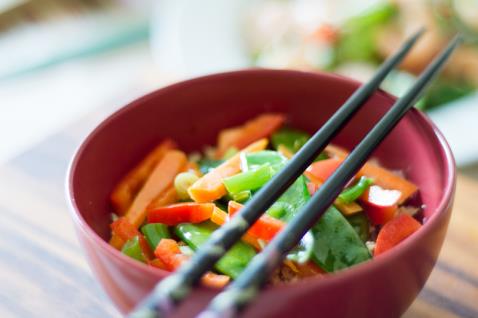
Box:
[188,138,268,203]
[110,139,177,214]
[210,207,262,250]
[216,113,285,158]
[360,185,401,225]
[374,214,421,256]
[228,201,285,242]
[154,239,230,288]
[147,203,215,226]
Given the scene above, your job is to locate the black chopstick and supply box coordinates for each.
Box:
[129,29,425,318]
[199,35,462,318]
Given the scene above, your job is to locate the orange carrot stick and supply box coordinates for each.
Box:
[146,186,178,212]
[216,113,285,158]
[125,150,188,228]
[188,138,268,203]
[110,139,177,214]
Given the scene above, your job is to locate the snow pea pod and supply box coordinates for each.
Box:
[174,221,256,279]
[346,213,370,242]
[311,206,371,272]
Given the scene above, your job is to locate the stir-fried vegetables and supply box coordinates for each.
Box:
[108,113,422,287]
[188,138,268,203]
[110,139,177,214]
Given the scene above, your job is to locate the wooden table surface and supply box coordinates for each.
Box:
[0,108,477,318]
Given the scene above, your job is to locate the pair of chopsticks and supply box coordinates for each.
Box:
[131,29,461,318]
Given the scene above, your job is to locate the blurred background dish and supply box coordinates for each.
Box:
[151,0,478,170]
[1,0,477,172]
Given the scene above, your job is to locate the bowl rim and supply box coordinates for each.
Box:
[65,68,456,294]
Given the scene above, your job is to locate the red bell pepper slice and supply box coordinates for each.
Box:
[374,214,422,256]
[210,207,262,250]
[360,185,401,225]
[147,203,215,225]
[154,239,230,287]
[228,201,285,242]
[305,158,342,183]
[110,217,140,249]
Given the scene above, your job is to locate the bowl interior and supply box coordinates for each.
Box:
[69,69,452,254]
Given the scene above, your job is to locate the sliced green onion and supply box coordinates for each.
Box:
[338,176,373,204]
[223,164,273,195]
[141,223,171,250]
[121,236,145,263]
[232,190,252,203]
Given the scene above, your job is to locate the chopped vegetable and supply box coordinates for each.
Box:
[309,153,417,204]
[175,222,257,279]
[374,214,421,256]
[307,180,362,216]
[361,185,401,225]
[154,238,230,288]
[121,236,146,262]
[216,113,285,158]
[146,186,178,212]
[277,144,294,159]
[305,158,342,183]
[174,172,199,201]
[198,158,224,174]
[338,176,374,204]
[286,231,314,264]
[110,217,139,249]
[271,128,310,153]
[141,223,171,250]
[210,207,262,250]
[121,235,153,263]
[241,150,286,171]
[110,139,177,214]
[223,164,273,195]
[229,201,285,242]
[188,138,268,203]
[358,164,417,204]
[231,190,252,203]
[125,150,188,228]
[222,147,239,160]
[346,213,371,242]
[311,206,371,272]
[148,203,215,225]
[107,113,423,286]
[273,175,310,222]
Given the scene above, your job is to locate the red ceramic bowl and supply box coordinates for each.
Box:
[67,69,455,318]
